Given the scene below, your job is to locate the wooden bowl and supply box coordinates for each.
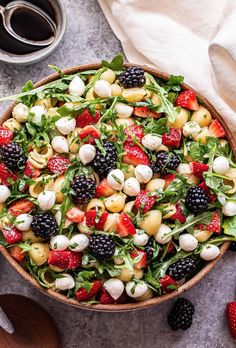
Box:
[0,64,233,312]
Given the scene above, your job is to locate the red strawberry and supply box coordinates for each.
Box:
[0,163,17,186]
[99,288,126,304]
[57,101,65,107]
[227,302,236,339]
[209,119,226,138]
[175,90,199,110]
[85,210,108,230]
[160,275,177,294]
[75,109,100,128]
[162,128,182,148]
[190,162,209,179]
[2,226,22,244]
[171,203,186,223]
[163,174,176,189]
[195,211,221,233]
[79,125,101,144]
[95,178,116,198]
[48,251,82,270]
[24,161,41,179]
[123,143,150,166]
[66,207,85,223]
[116,212,136,237]
[9,245,25,262]
[124,125,144,144]
[134,190,156,213]
[47,156,71,174]
[130,249,147,269]
[76,280,102,302]
[133,107,161,118]
[8,199,34,217]
[167,242,175,254]
[198,181,217,203]
[0,126,14,145]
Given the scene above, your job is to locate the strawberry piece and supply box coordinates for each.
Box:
[116,212,136,237]
[190,162,209,179]
[160,275,177,294]
[134,190,156,213]
[167,242,175,254]
[123,143,150,166]
[130,249,147,269]
[171,203,186,223]
[0,163,17,186]
[2,226,22,244]
[209,119,226,138]
[99,288,126,304]
[57,101,65,107]
[175,90,199,110]
[133,107,161,118]
[85,210,108,230]
[162,128,182,148]
[76,280,102,302]
[195,211,221,233]
[198,181,217,203]
[0,126,14,145]
[95,178,116,198]
[66,207,85,223]
[47,156,71,174]
[24,161,41,179]
[79,125,101,144]
[227,302,236,339]
[9,245,25,262]
[124,125,144,144]
[163,174,176,189]
[48,251,82,270]
[8,199,34,217]
[75,109,100,128]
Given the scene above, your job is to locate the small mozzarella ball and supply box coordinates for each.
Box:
[183,121,201,138]
[134,165,153,184]
[68,76,85,96]
[179,233,198,251]
[115,102,134,118]
[12,103,29,123]
[55,117,76,135]
[51,136,69,153]
[37,190,56,211]
[107,169,125,190]
[177,163,192,178]
[104,278,124,300]
[155,223,172,244]
[213,156,230,175]
[30,105,45,125]
[142,134,162,151]
[69,234,89,252]
[222,201,236,216]
[94,80,111,98]
[15,214,33,231]
[200,244,220,261]
[133,231,149,246]
[125,281,148,298]
[50,235,70,251]
[78,144,96,165]
[0,185,11,203]
[123,177,140,196]
[55,273,75,290]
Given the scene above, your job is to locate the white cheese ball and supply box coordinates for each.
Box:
[141,134,162,151]
[78,144,96,165]
[222,201,236,216]
[123,177,140,196]
[213,156,230,175]
[107,169,124,190]
[115,103,134,118]
[30,105,45,125]
[51,136,69,153]
[55,117,76,135]
[55,273,75,290]
[69,234,89,252]
[134,164,153,184]
[183,121,201,138]
[200,244,220,261]
[125,281,148,298]
[50,235,70,251]
[0,185,11,203]
[133,232,149,246]
[179,234,198,251]
[12,103,29,123]
[37,190,56,211]
[104,278,124,300]
[177,163,192,177]
[94,80,111,98]
[15,214,33,231]
[68,76,85,96]
[155,223,172,244]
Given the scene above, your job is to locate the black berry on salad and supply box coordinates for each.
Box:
[0,142,27,171]
[185,186,209,213]
[71,175,96,204]
[92,140,117,179]
[119,66,145,88]
[167,257,196,281]
[89,234,116,260]
[167,298,195,331]
[151,151,180,174]
[31,213,58,240]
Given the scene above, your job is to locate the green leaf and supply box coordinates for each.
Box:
[48,64,65,77]
[164,75,184,92]
[102,53,124,71]
[222,216,236,237]
[143,117,168,135]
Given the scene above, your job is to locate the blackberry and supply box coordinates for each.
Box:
[72,175,96,204]
[0,142,27,171]
[167,257,196,281]
[89,234,115,260]
[185,186,209,213]
[167,298,195,331]
[92,141,117,179]
[151,151,180,174]
[31,213,58,240]
[229,242,236,251]
[145,239,154,260]
[119,66,145,88]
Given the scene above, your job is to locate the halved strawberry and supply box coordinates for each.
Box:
[162,128,182,148]
[227,302,236,339]
[116,212,136,237]
[124,125,144,144]
[24,161,41,179]
[123,143,150,166]
[76,280,102,302]
[95,178,116,198]
[9,245,25,262]
[160,275,177,294]
[209,119,226,138]
[8,199,34,217]
[48,251,82,270]
[134,190,156,213]
[99,287,126,304]
[171,203,186,223]
[198,181,217,203]
[85,210,108,230]
[79,125,101,144]
[47,156,71,174]
[0,126,14,145]
[190,162,209,179]
[195,211,221,233]
[133,107,161,118]
[163,174,176,189]
[57,101,65,107]
[175,90,199,110]
[66,207,85,223]
[130,249,147,269]
[75,109,100,128]
[2,226,22,244]
[0,163,17,186]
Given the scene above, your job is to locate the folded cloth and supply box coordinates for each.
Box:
[98,0,236,130]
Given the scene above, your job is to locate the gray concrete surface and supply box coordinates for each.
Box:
[0,1,236,347]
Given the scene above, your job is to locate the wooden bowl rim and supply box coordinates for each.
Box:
[0,63,233,312]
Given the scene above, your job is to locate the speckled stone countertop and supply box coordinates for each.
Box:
[0,1,236,347]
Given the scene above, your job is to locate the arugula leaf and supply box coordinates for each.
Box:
[222,216,236,237]
[143,117,168,135]
[0,231,7,247]
[102,53,124,71]
[20,80,37,107]
[145,268,161,292]
[48,64,65,77]
[185,141,207,162]
[164,75,184,92]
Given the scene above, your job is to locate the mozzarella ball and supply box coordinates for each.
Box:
[183,121,201,138]
[155,223,172,244]
[222,201,236,216]
[68,76,85,96]
[12,103,29,123]
[50,235,70,251]
[142,134,162,151]
[78,144,96,165]
[15,214,33,231]
[107,169,124,190]
[134,165,153,184]
[30,105,45,125]
[69,234,89,252]
[0,185,11,203]
[200,244,220,261]
[55,273,75,290]
[213,156,230,175]
[55,117,76,135]
[125,281,148,298]
[179,233,198,251]
[133,232,149,246]
[104,278,124,300]
[123,177,140,196]
[51,136,69,153]
[94,80,111,98]
[177,163,192,178]
[37,190,56,211]
[115,103,134,118]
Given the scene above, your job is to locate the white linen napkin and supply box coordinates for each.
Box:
[98,0,236,130]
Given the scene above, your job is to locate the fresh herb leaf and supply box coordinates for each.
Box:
[102,53,124,71]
